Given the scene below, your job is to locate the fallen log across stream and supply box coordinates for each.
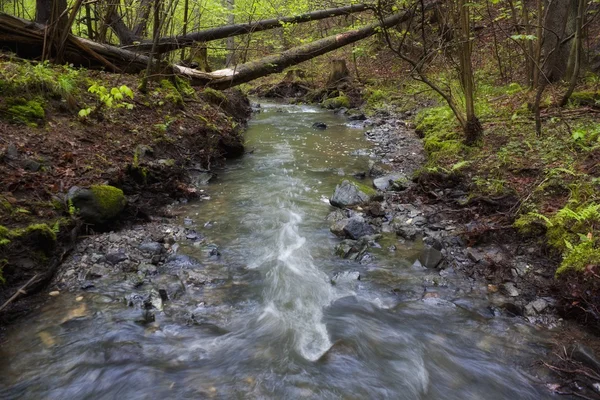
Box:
[123,4,374,54]
[0,1,438,89]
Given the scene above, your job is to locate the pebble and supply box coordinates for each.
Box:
[49,291,60,296]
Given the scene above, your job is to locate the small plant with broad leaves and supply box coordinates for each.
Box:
[79,84,135,119]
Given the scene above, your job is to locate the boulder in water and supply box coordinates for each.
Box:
[330,180,372,208]
[312,122,327,130]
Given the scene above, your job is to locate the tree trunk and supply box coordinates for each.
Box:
[560,0,585,107]
[225,0,235,66]
[541,0,578,83]
[132,0,153,37]
[140,0,162,93]
[457,0,481,145]
[123,3,373,53]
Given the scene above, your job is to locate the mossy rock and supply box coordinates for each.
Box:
[330,180,373,208]
[69,185,126,225]
[6,98,46,126]
[322,95,350,110]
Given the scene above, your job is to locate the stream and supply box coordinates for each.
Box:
[0,102,557,399]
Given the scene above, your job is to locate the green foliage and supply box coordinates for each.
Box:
[516,202,600,276]
[79,84,134,118]
[570,121,600,150]
[0,60,80,100]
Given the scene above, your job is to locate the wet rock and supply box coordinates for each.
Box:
[418,245,443,269]
[330,218,349,237]
[331,271,360,285]
[511,261,531,278]
[343,216,375,240]
[326,209,347,222]
[500,282,519,297]
[153,274,186,299]
[105,252,128,265]
[138,263,158,275]
[335,241,356,258]
[372,173,407,191]
[396,225,419,241]
[186,230,204,241]
[359,252,374,264]
[127,289,163,311]
[138,242,163,255]
[412,216,427,227]
[348,112,366,121]
[162,254,203,273]
[189,170,214,186]
[312,122,327,130]
[525,299,549,316]
[204,243,220,258]
[423,233,443,251]
[466,247,485,263]
[335,239,367,260]
[572,344,600,372]
[86,264,108,279]
[329,180,371,208]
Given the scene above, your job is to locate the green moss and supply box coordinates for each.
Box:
[160,79,184,106]
[351,180,377,197]
[7,98,46,126]
[364,88,387,110]
[322,95,350,110]
[0,225,9,247]
[0,223,57,251]
[569,91,600,107]
[202,87,228,104]
[16,223,57,242]
[90,185,126,218]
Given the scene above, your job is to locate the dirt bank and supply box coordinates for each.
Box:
[0,56,251,327]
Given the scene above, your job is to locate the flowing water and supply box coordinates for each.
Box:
[0,102,557,399]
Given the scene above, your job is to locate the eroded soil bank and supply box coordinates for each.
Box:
[0,57,251,326]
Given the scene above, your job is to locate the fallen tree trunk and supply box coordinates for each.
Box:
[0,2,437,89]
[123,3,373,54]
[179,2,438,89]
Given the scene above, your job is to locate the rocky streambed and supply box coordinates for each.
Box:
[0,100,588,399]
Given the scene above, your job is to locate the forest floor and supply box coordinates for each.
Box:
[0,54,251,324]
